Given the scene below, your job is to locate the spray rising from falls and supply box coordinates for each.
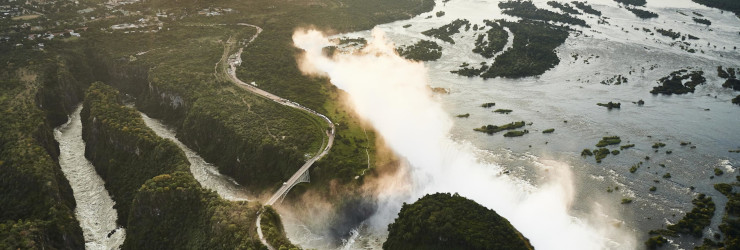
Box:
[294,29,634,249]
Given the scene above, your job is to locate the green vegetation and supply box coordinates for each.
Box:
[651,70,706,95]
[436,11,446,17]
[621,198,633,204]
[481,21,569,79]
[611,150,620,155]
[0,48,86,249]
[717,66,736,79]
[691,0,740,16]
[451,62,488,77]
[543,128,555,133]
[261,206,300,250]
[0,0,439,246]
[620,144,635,150]
[709,182,740,249]
[626,7,659,19]
[504,130,529,137]
[474,121,526,135]
[714,168,724,176]
[601,75,628,85]
[650,186,657,192]
[647,194,715,244]
[614,0,646,6]
[456,113,470,118]
[82,82,189,226]
[499,0,587,27]
[383,193,533,250]
[494,109,513,114]
[629,163,640,173]
[397,40,443,61]
[597,102,621,110]
[693,17,712,25]
[81,83,280,249]
[547,1,581,15]
[733,95,740,105]
[663,173,672,179]
[596,136,622,147]
[594,148,610,163]
[571,1,602,16]
[653,142,666,148]
[472,20,509,58]
[481,102,497,108]
[581,149,594,156]
[726,79,740,91]
[421,19,470,44]
[656,28,682,40]
[645,236,668,249]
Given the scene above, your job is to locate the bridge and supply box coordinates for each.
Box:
[223,23,336,250]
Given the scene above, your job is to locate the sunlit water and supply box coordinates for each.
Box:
[138,112,252,201]
[284,0,740,249]
[54,106,126,250]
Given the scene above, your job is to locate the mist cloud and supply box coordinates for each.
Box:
[293,28,635,249]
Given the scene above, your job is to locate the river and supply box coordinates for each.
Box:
[284,0,740,249]
[54,106,126,250]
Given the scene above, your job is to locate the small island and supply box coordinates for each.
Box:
[474,121,526,134]
[397,40,443,61]
[650,69,706,95]
[494,109,513,114]
[597,102,621,110]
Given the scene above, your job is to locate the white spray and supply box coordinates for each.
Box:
[293,28,634,249]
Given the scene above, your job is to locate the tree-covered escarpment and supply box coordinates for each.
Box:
[80,83,277,249]
[383,193,533,250]
[81,82,190,226]
[125,172,267,250]
[83,24,326,192]
[260,206,301,250]
[0,50,86,249]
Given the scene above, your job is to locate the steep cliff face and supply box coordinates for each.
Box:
[85,47,322,192]
[383,193,534,250]
[80,83,268,249]
[81,82,189,226]
[0,61,84,249]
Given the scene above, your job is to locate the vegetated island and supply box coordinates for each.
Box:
[694,182,740,249]
[494,109,513,114]
[421,19,470,44]
[452,0,576,79]
[626,7,659,19]
[613,0,647,6]
[472,20,509,58]
[717,66,740,91]
[601,75,628,85]
[691,0,740,17]
[397,40,443,61]
[383,193,533,250]
[547,1,581,15]
[474,121,526,135]
[645,194,715,249]
[582,136,622,163]
[572,1,602,16]
[597,101,621,110]
[481,102,497,108]
[650,69,706,95]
